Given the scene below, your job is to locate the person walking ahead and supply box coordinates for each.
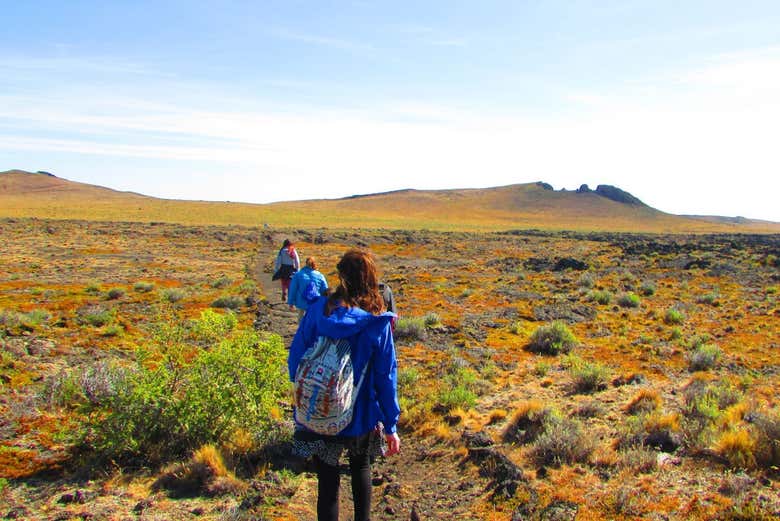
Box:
[273,239,300,301]
[288,249,401,521]
[288,256,329,320]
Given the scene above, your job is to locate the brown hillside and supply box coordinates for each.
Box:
[1,170,778,233]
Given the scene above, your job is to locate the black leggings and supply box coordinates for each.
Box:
[314,443,372,521]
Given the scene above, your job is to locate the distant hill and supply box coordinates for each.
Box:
[1,169,778,233]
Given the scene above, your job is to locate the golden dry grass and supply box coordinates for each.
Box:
[3,170,780,233]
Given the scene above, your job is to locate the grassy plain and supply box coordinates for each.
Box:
[1,216,779,520]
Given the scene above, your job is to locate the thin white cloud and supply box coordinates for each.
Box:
[270,28,374,53]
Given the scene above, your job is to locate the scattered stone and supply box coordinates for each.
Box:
[462,430,494,449]
[133,499,153,514]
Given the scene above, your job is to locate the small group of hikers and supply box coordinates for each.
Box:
[274,240,401,521]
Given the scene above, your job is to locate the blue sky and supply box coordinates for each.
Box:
[2,1,780,221]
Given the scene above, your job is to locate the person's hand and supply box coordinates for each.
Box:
[385,432,400,456]
[289,305,295,311]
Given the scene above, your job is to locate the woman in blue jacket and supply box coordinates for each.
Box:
[288,249,401,521]
[287,256,329,321]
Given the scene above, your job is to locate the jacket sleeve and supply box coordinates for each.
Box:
[292,249,300,270]
[318,272,329,294]
[274,251,281,272]
[287,273,298,306]
[372,320,400,434]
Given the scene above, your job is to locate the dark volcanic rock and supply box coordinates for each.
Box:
[595,184,645,205]
[553,258,589,271]
[533,302,596,323]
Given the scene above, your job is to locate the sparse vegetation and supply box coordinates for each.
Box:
[2,217,780,519]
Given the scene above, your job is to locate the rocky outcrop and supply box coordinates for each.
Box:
[594,184,645,205]
[574,183,645,205]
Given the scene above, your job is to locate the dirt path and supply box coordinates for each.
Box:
[252,242,491,521]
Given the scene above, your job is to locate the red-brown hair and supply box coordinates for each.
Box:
[328,249,384,315]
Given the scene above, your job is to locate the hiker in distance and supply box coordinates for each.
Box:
[288,256,329,321]
[288,249,401,521]
[272,238,299,301]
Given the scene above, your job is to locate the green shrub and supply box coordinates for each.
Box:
[617,292,641,308]
[639,282,656,296]
[211,295,243,310]
[529,415,594,467]
[162,288,186,303]
[21,309,50,329]
[85,282,102,295]
[83,309,115,328]
[527,321,578,355]
[72,329,287,463]
[394,317,426,341]
[577,272,595,289]
[664,308,685,325]
[688,344,722,371]
[568,359,610,394]
[436,384,477,412]
[533,360,552,377]
[423,312,441,327]
[191,309,238,344]
[752,409,780,470]
[106,287,126,300]
[697,292,719,306]
[102,324,123,337]
[210,275,232,289]
[133,281,155,293]
[587,290,612,305]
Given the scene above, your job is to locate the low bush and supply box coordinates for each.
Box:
[617,292,641,308]
[527,321,577,355]
[423,312,441,327]
[714,429,756,469]
[133,281,155,293]
[82,308,115,328]
[568,358,610,394]
[162,288,186,303]
[106,287,126,300]
[502,400,556,444]
[394,317,426,341]
[529,415,594,467]
[211,295,243,310]
[619,445,657,473]
[587,290,612,305]
[617,412,682,452]
[210,275,232,289]
[577,272,595,289]
[623,389,662,416]
[639,282,656,296]
[688,344,722,371]
[51,319,287,464]
[664,308,685,325]
[752,408,780,470]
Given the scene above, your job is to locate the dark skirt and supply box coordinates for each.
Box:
[292,425,387,467]
[272,263,296,281]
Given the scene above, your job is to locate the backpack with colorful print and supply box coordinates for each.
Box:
[293,335,367,435]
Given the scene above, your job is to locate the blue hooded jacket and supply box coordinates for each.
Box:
[288,296,400,436]
[287,267,328,310]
